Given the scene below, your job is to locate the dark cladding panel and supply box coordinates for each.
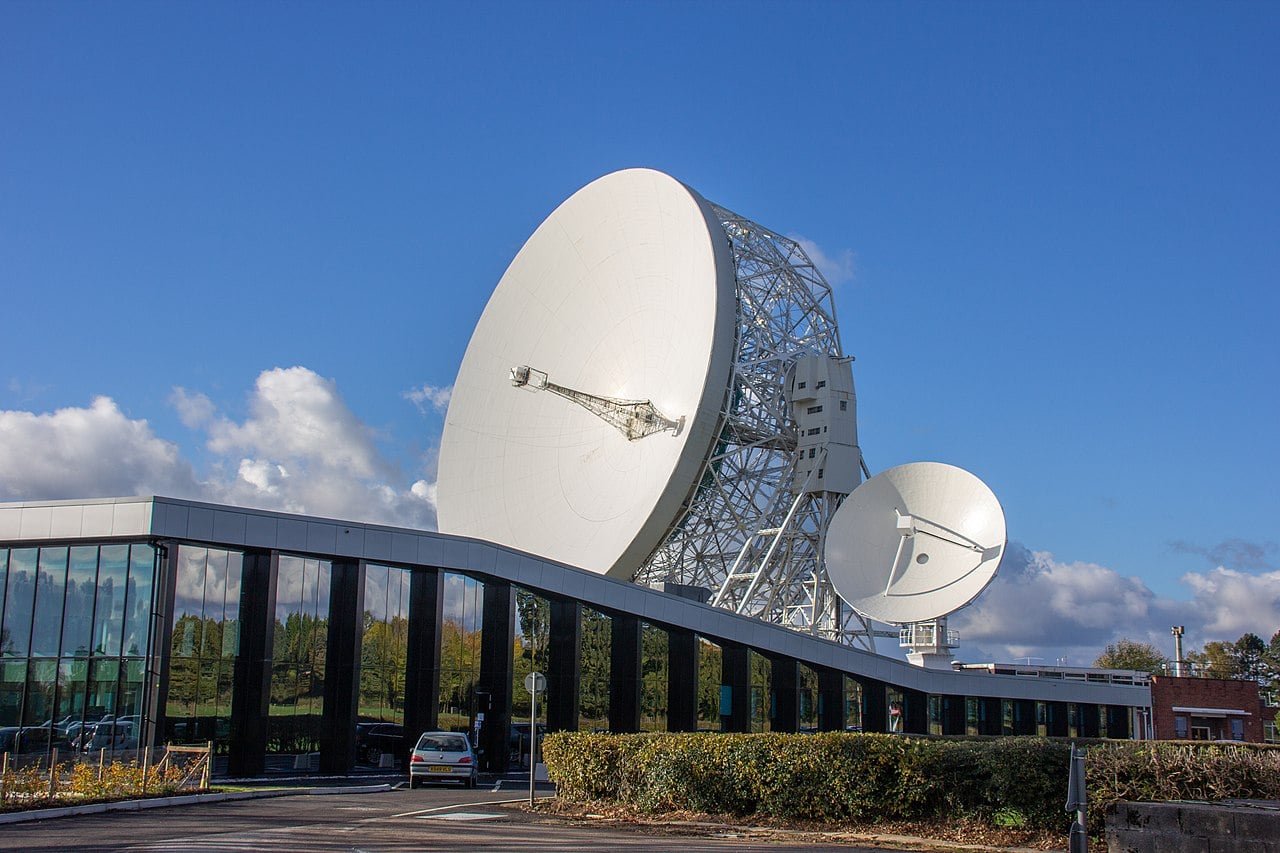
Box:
[404,568,444,743]
[768,656,800,733]
[228,550,277,777]
[320,560,364,773]
[547,599,581,732]
[720,642,751,733]
[478,580,515,773]
[609,614,642,733]
[816,668,846,732]
[667,628,698,732]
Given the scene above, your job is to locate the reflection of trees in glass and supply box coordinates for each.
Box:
[168,614,238,714]
[513,590,549,716]
[750,652,770,732]
[799,664,818,727]
[580,608,610,729]
[165,547,241,750]
[640,622,667,731]
[271,612,328,706]
[438,618,482,728]
[360,612,408,721]
[697,640,722,727]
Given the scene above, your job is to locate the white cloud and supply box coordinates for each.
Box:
[404,383,452,415]
[949,544,1280,666]
[1181,567,1280,639]
[792,235,856,286]
[205,367,383,479]
[196,367,435,527]
[0,396,200,500]
[0,368,438,530]
[171,388,216,428]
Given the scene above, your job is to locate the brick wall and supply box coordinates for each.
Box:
[1150,675,1264,742]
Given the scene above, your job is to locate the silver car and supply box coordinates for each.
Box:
[408,732,477,788]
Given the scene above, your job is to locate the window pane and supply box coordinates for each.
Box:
[88,658,121,720]
[94,545,129,657]
[269,557,328,758]
[2,548,38,657]
[58,658,90,724]
[0,659,27,726]
[31,547,69,656]
[173,547,210,637]
[0,549,8,645]
[118,658,146,719]
[439,573,482,732]
[218,552,241,659]
[122,544,155,656]
[62,546,99,657]
[360,566,409,725]
[23,657,58,725]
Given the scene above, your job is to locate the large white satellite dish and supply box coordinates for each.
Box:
[824,462,1006,625]
[437,169,737,577]
[441,167,1001,652]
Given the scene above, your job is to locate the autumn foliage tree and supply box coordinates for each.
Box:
[1093,638,1168,673]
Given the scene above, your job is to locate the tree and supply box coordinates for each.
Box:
[1186,640,1240,678]
[1094,638,1168,674]
[1234,632,1270,682]
[1182,631,1280,682]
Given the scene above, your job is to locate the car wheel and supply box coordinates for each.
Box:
[465,773,476,789]
[408,776,418,789]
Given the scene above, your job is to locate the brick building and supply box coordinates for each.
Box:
[1150,675,1267,742]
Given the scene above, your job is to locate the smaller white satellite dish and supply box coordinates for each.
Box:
[824,462,1006,625]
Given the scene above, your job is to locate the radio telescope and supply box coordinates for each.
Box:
[824,462,1007,666]
[441,168,924,648]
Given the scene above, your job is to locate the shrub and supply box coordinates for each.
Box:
[544,732,1280,833]
[1086,741,1280,828]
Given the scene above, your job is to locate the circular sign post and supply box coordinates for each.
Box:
[523,671,545,806]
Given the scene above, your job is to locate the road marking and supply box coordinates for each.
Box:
[386,796,529,820]
[417,812,503,821]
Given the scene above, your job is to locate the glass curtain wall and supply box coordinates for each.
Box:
[798,664,818,730]
[360,565,410,725]
[166,547,241,753]
[438,573,483,735]
[579,608,610,731]
[640,622,667,732]
[750,652,771,732]
[844,678,863,731]
[512,588,548,768]
[512,588,548,733]
[697,639,722,731]
[268,557,330,762]
[0,544,155,762]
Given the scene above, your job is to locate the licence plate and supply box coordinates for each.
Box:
[428,765,454,773]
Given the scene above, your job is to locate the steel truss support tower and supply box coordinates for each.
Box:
[633,204,877,649]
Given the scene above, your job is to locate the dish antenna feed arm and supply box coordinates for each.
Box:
[511,365,685,441]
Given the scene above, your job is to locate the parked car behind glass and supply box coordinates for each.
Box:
[355,722,404,764]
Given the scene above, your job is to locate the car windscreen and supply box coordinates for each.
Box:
[416,734,468,752]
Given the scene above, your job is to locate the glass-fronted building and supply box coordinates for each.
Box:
[0,496,1154,775]
[1,544,154,755]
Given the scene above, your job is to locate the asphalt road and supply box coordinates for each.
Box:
[2,783,921,852]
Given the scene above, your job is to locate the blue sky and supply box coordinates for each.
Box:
[3,1,1277,665]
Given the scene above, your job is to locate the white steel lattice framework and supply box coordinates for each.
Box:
[632,204,878,649]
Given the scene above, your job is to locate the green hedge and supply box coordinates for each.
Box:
[543,732,1280,832]
[543,732,1072,829]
